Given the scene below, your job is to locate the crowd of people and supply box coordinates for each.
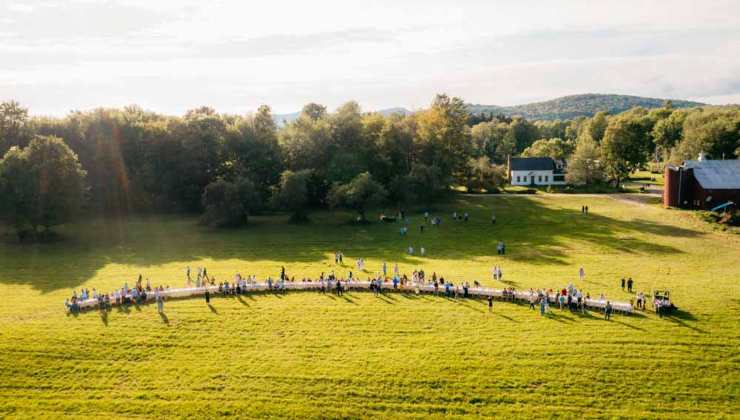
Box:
[65,275,170,314]
[65,262,650,321]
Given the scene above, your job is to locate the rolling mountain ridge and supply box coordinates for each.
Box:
[273,94,707,124]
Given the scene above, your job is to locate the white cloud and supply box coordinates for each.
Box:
[1,0,739,115]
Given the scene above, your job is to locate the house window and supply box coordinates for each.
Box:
[553,175,565,182]
[516,176,520,182]
[545,175,549,182]
[538,175,542,182]
[523,176,527,182]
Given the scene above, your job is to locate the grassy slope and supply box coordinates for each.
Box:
[0,195,738,418]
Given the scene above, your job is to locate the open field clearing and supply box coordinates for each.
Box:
[0,195,738,418]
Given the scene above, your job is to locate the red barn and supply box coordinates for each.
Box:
[664,155,740,209]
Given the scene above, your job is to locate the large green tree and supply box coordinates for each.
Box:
[566,136,604,185]
[601,114,652,185]
[0,136,86,240]
[672,108,739,161]
[200,177,260,228]
[470,120,515,164]
[0,101,32,157]
[586,111,609,143]
[272,170,312,222]
[462,156,507,192]
[416,94,472,183]
[328,172,387,222]
[652,110,687,159]
[522,138,574,161]
[224,105,283,203]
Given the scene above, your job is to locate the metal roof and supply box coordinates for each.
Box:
[510,157,555,171]
[684,159,740,190]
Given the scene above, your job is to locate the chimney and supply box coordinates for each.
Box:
[507,154,511,181]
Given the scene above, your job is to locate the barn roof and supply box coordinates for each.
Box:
[684,159,740,190]
[510,157,556,171]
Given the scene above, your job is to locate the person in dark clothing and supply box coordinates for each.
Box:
[605,301,613,320]
[205,289,210,304]
[488,295,493,312]
[621,278,626,289]
[627,278,633,293]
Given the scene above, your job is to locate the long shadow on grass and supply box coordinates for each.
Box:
[0,195,702,292]
[664,310,706,334]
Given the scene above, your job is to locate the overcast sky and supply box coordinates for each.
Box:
[2,0,739,116]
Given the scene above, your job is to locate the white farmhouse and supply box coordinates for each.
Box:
[508,157,566,186]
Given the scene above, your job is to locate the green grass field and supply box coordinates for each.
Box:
[1,194,738,418]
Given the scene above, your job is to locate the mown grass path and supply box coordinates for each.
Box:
[0,195,738,418]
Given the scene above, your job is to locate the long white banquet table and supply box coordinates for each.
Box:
[74,281,633,314]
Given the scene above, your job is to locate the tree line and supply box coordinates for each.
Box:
[0,95,738,238]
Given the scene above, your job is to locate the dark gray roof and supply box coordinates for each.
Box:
[510,157,556,171]
[684,160,740,189]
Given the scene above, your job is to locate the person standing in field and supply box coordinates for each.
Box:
[156,289,164,313]
[621,277,626,289]
[579,267,585,281]
[539,294,546,315]
[627,277,633,292]
[529,290,536,310]
[488,295,493,312]
[204,287,210,304]
[605,301,613,320]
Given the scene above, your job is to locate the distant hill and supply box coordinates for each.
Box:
[467,94,705,120]
[273,107,411,125]
[272,94,705,124]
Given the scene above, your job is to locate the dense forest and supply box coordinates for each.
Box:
[0,95,738,237]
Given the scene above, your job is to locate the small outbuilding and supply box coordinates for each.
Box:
[508,157,566,186]
[664,153,740,209]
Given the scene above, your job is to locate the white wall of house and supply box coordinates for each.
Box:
[510,170,566,186]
